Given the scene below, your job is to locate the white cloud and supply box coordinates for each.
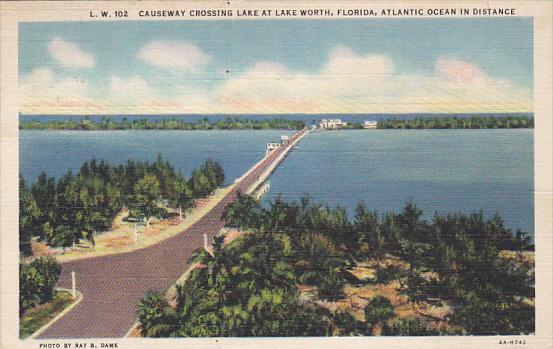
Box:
[104,76,216,114]
[213,48,532,113]
[48,37,95,69]
[20,47,532,114]
[138,41,210,71]
[108,76,158,103]
[434,57,487,83]
[103,76,171,113]
[19,68,104,114]
[324,46,394,78]
[397,57,532,113]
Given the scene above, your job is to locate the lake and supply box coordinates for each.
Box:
[19,130,293,186]
[19,129,534,234]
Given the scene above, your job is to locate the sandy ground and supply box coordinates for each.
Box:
[43,185,235,263]
[311,251,534,334]
[310,258,454,333]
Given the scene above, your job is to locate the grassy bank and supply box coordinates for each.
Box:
[20,291,75,339]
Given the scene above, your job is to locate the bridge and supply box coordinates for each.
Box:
[37,127,309,338]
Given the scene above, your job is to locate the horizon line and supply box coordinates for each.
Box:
[19,112,534,117]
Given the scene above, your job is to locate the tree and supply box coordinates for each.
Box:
[223,192,260,229]
[384,317,438,336]
[210,159,225,186]
[49,224,76,247]
[169,178,194,211]
[133,174,161,221]
[189,170,211,198]
[332,311,365,335]
[245,288,331,336]
[19,177,41,256]
[19,257,61,314]
[354,202,384,257]
[137,291,175,337]
[135,195,535,337]
[31,172,56,237]
[21,157,226,252]
[364,296,395,335]
[316,268,345,301]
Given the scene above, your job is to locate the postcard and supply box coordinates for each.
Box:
[1,1,552,348]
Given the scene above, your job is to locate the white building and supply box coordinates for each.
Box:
[320,118,347,129]
[266,142,280,156]
[363,120,378,129]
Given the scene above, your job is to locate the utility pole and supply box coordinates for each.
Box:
[134,223,138,246]
[203,233,208,251]
[179,205,183,221]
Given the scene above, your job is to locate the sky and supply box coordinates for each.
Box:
[19,18,533,114]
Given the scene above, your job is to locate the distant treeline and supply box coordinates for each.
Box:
[137,194,534,337]
[335,115,534,129]
[19,115,532,130]
[375,115,534,129]
[19,117,305,130]
[19,155,224,254]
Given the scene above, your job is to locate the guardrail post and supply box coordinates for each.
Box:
[71,270,76,298]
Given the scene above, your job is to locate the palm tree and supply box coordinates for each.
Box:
[364,296,395,335]
[136,291,175,337]
[219,304,250,336]
[223,192,261,229]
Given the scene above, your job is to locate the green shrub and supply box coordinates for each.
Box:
[364,296,395,333]
[50,225,75,247]
[19,257,61,314]
[384,317,439,336]
[332,311,365,335]
[317,270,345,301]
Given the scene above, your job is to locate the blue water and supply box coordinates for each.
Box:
[19,130,293,186]
[19,129,534,234]
[264,129,534,235]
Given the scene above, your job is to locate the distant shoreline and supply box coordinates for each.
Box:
[19,115,534,130]
[19,117,305,131]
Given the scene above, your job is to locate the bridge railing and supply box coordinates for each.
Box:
[245,127,309,194]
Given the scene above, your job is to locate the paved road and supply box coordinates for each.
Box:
[38,128,308,338]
